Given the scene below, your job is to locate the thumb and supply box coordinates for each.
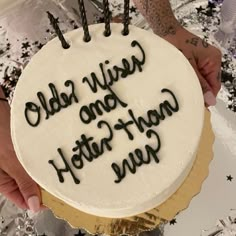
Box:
[12,163,41,213]
[190,60,216,106]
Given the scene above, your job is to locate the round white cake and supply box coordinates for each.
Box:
[11,23,204,218]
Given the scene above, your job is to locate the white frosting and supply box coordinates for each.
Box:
[11,23,204,218]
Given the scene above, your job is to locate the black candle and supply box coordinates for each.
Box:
[47,11,70,49]
[77,0,91,42]
[123,0,130,35]
[103,0,111,36]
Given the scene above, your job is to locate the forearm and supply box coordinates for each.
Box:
[133,0,180,37]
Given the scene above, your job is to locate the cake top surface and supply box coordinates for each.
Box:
[11,23,204,218]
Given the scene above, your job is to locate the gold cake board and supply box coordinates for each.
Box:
[41,109,214,235]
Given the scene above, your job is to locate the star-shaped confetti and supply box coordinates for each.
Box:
[196,6,204,14]
[207,2,216,9]
[22,42,30,50]
[21,52,30,59]
[97,16,105,23]
[204,9,214,17]
[130,6,137,13]
[74,230,86,236]
[227,175,233,181]
[170,218,177,225]
[38,43,45,49]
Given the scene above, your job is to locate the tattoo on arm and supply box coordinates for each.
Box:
[133,0,180,37]
[186,38,199,47]
[186,37,209,48]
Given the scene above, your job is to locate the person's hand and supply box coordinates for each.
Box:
[163,26,222,106]
[0,102,42,212]
[132,0,221,106]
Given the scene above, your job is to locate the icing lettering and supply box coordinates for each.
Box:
[82,40,146,93]
[129,89,179,133]
[32,39,180,185]
[71,120,113,168]
[79,87,127,124]
[111,129,161,183]
[24,102,41,127]
[24,80,79,127]
[48,88,179,184]
[48,148,81,184]
[48,120,113,183]
[114,89,179,138]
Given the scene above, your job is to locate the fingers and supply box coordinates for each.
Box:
[205,71,221,96]
[0,169,27,209]
[189,60,216,106]
[196,70,217,106]
[4,189,28,209]
[199,65,221,96]
[6,156,41,213]
[198,58,211,69]
[15,168,41,213]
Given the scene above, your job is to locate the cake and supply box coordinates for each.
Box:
[11,23,204,218]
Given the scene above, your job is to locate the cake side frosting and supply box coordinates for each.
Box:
[11,23,204,218]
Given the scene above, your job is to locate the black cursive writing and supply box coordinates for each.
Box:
[111,129,161,183]
[25,80,79,127]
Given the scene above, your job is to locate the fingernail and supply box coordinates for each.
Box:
[28,196,40,213]
[204,91,216,106]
